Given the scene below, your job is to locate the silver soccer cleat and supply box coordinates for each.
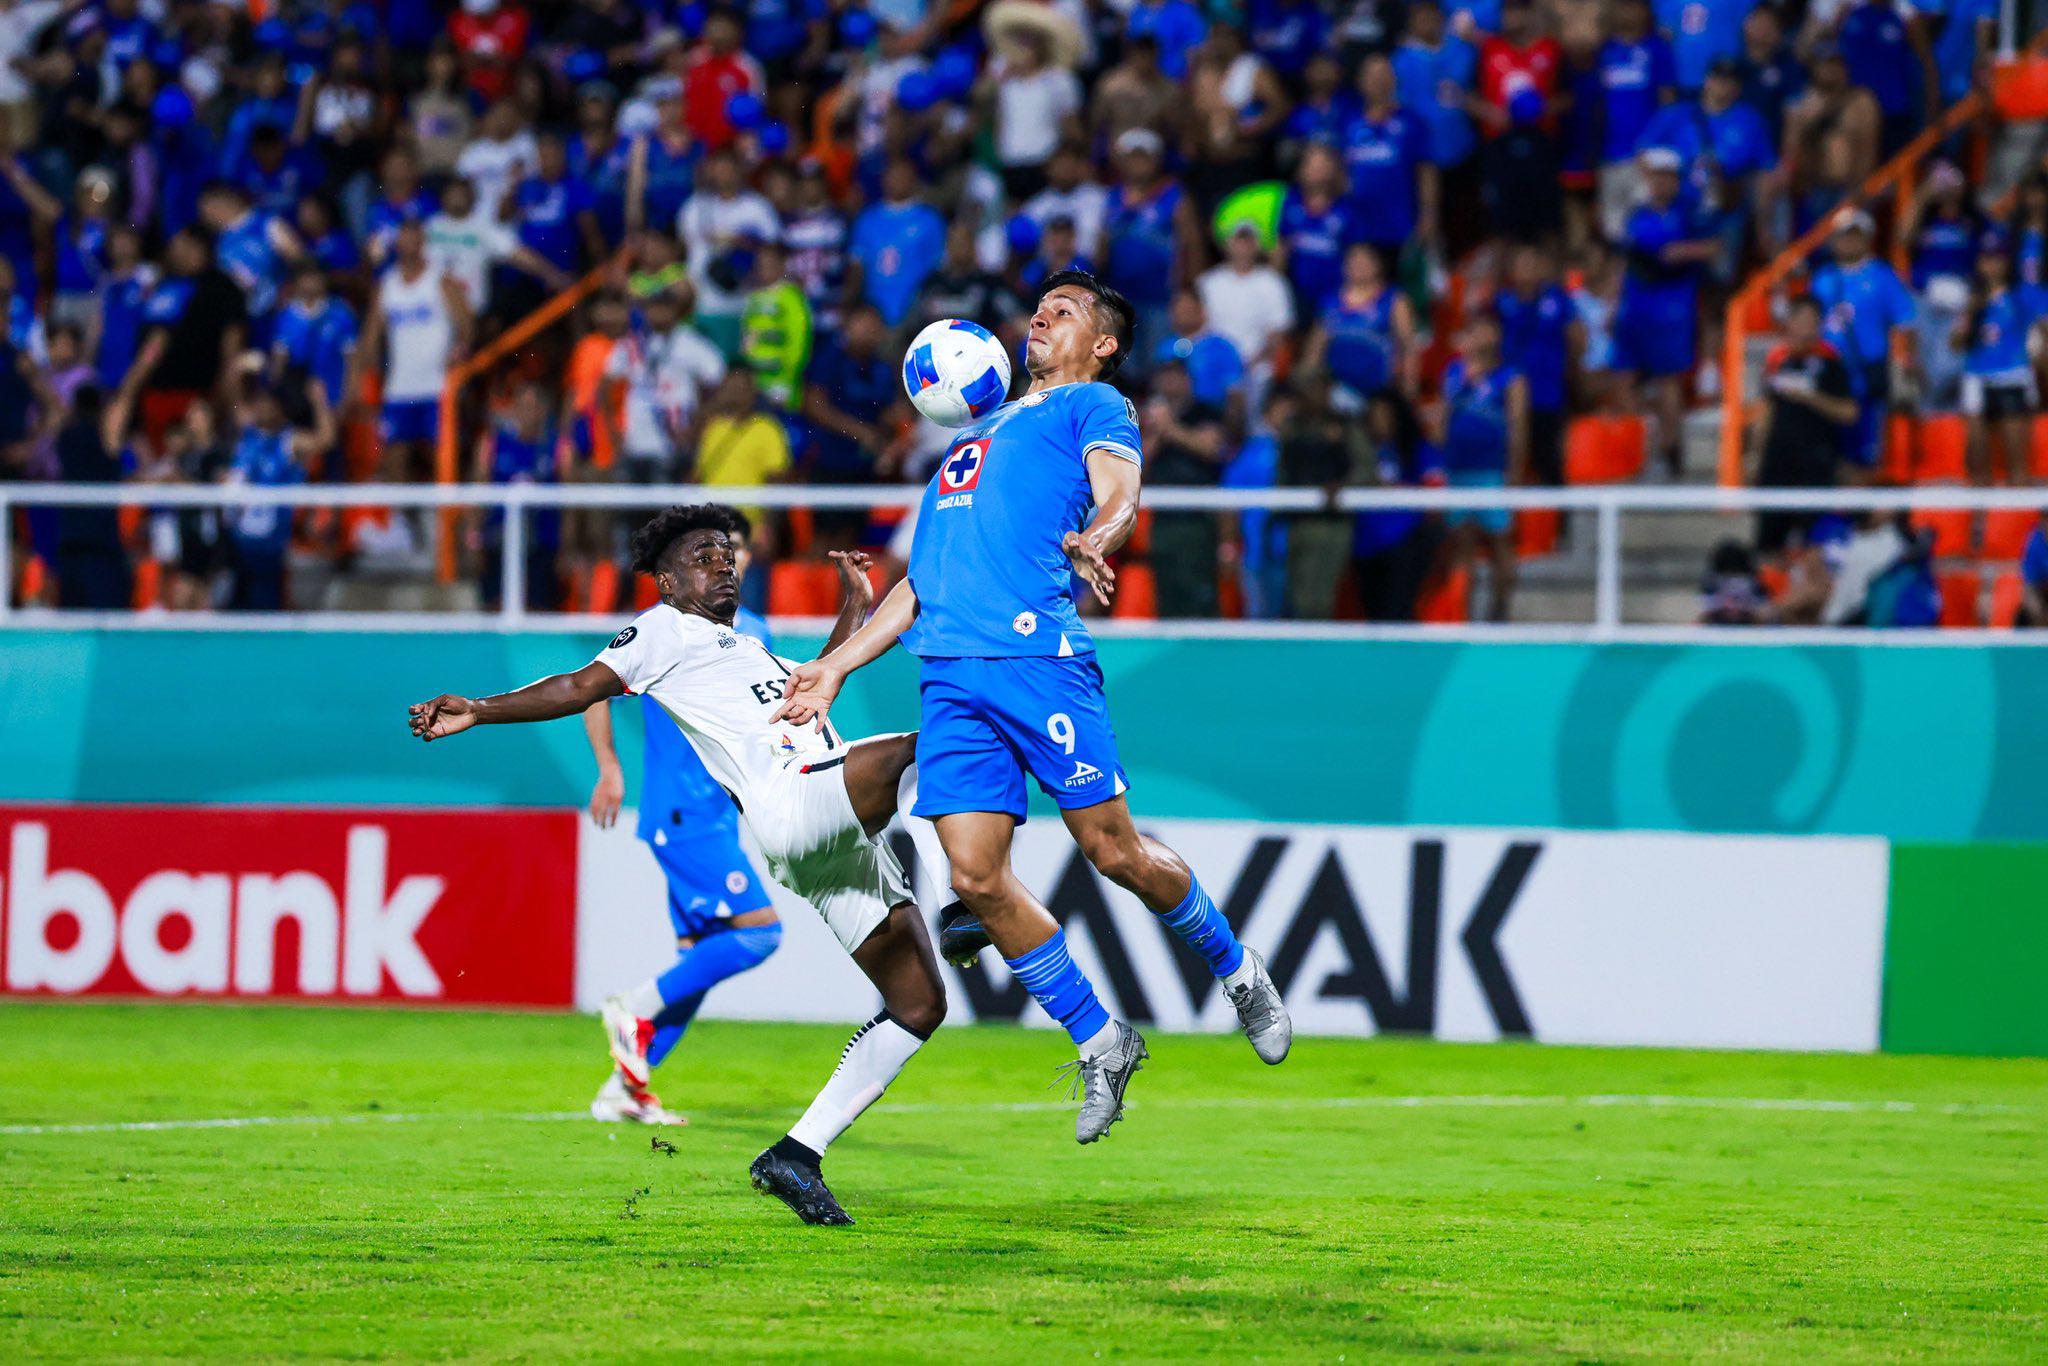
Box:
[1223,949,1292,1064]
[1056,1021,1149,1144]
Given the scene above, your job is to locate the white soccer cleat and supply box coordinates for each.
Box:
[601,995,656,1088]
[1224,949,1292,1065]
[590,1070,688,1126]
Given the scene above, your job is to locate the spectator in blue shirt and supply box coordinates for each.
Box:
[1736,6,1807,148]
[801,300,904,490]
[1616,148,1719,476]
[847,158,946,330]
[1283,54,1361,152]
[1341,55,1438,262]
[1929,0,1999,105]
[271,263,360,414]
[1810,208,1919,473]
[1639,58,1780,282]
[1655,0,1754,94]
[513,133,606,282]
[365,146,439,269]
[1392,0,1479,173]
[1953,242,2046,487]
[219,54,298,176]
[1127,0,1209,82]
[234,127,327,221]
[1595,0,1678,242]
[1246,0,1325,81]
[1105,128,1203,374]
[1352,391,1445,621]
[95,225,156,388]
[226,379,334,610]
[1837,0,1924,156]
[1276,145,1359,318]
[1156,289,1246,413]
[1494,244,1578,486]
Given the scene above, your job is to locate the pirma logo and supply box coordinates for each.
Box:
[1064,760,1103,787]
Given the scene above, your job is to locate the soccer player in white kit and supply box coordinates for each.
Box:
[408,505,945,1227]
[355,218,471,482]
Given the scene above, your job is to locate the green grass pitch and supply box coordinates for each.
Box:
[2,1003,2044,1361]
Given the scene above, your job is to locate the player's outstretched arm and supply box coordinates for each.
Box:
[1064,448,1143,606]
[409,662,626,742]
[583,701,625,828]
[774,576,920,729]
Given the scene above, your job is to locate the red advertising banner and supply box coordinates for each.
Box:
[0,805,578,1007]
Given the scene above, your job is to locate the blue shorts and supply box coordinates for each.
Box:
[1614,301,1697,379]
[381,399,439,446]
[1443,467,1510,534]
[1845,362,1888,469]
[647,829,773,940]
[913,655,1129,822]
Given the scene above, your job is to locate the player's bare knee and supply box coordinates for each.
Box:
[1079,831,1145,890]
[887,986,946,1038]
[949,863,1007,908]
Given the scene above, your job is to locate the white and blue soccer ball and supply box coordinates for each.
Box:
[902,319,1012,427]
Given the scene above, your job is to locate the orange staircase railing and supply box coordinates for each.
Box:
[433,249,632,582]
[1719,38,2048,486]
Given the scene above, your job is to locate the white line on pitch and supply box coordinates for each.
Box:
[0,1093,2026,1137]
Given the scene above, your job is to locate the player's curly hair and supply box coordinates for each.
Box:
[1037,269,1136,379]
[629,504,752,576]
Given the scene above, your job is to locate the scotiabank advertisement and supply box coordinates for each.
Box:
[2,803,1892,1053]
[0,805,578,1006]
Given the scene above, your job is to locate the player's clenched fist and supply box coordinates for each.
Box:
[409,695,479,741]
[829,550,876,612]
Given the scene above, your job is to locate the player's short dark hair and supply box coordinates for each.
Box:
[630,504,751,575]
[1038,269,1136,379]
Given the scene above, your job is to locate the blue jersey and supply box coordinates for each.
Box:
[635,606,772,845]
[1440,359,1518,475]
[1495,284,1573,411]
[1322,288,1399,396]
[1391,36,1479,167]
[1909,210,1982,288]
[905,382,1141,659]
[1341,108,1430,247]
[53,215,108,294]
[228,427,305,550]
[1126,0,1208,80]
[2024,526,2048,589]
[272,297,358,406]
[1933,0,1998,102]
[482,422,561,548]
[850,200,946,325]
[1621,199,1708,319]
[1962,287,2048,378]
[1246,0,1324,77]
[514,174,597,271]
[1277,192,1356,313]
[1639,99,1777,189]
[1839,1,1918,117]
[2019,227,2048,290]
[1284,92,1360,147]
[1810,258,1918,369]
[1106,180,1184,308]
[97,268,155,384]
[216,211,286,319]
[1656,0,1752,91]
[1596,36,1676,163]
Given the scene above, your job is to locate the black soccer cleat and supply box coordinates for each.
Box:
[750,1147,854,1226]
[937,901,992,967]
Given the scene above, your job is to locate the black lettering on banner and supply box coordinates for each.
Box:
[1162,835,1289,1011]
[1460,842,1541,1038]
[1268,844,1440,1033]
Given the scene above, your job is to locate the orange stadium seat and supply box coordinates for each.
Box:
[1880,413,1915,484]
[1938,569,1982,627]
[1990,571,2025,628]
[1110,563,1157,619]
[1913,415,1969,484]
[1565,415,1646,484]
[1516,508,1561,558]
[1982,509,2037,561]
[768,560,838,616]
[1912,508,1972,558]
[18,553,47,604]
[131,557,160,610]
[585,561,621,615]
[1758,562,1790,601]
[1416,566,1471,623]
[634,573,660,610]
[2031,415,2048,480]
[1992,55,2048,119]
[1127,508,1153,557]
[784,506,815,557]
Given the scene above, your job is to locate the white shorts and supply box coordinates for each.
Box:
[742,753,910,954]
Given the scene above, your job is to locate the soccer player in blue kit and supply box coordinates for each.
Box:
[582,506,782,1126]
[776,271,1293,1145]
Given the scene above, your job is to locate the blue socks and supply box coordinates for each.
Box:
[644,923,782,1069]
[1005,929,1110,1047]
[1159,877,1245,979]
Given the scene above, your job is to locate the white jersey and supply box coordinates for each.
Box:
[425,208,512,311]
[379,265,455,403]
[595,602,909,952]
[595,603,843,817]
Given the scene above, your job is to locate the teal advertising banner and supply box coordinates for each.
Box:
[4,630,2046,840]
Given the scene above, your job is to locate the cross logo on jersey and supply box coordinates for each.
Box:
[941,438,991,492]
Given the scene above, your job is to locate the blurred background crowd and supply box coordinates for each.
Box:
[2,0,2044,626]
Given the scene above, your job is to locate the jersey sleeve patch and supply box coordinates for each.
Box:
[609,625,638,650]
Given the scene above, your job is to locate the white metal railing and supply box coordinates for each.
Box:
[4,481,2046,636]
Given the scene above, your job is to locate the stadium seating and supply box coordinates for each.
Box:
[1938,569,1983,628]
[1990,571,2026,627]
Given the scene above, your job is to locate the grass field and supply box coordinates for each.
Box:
[2,1003,2044,1361]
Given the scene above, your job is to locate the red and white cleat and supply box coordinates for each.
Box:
[590,1070,688,1126]
[600,995,656,1087]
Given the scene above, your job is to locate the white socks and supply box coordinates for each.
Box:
[1078,1020,1121,1059]
[621,980,666,1020]
[788,1013,926,1156]
[1221,956,1258,992]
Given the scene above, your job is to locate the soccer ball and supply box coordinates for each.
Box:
[902,319,1012,427]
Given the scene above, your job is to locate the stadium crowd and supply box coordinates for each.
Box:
[0,0,2040,625]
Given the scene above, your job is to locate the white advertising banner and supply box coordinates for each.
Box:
[575,815,1891,1053]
